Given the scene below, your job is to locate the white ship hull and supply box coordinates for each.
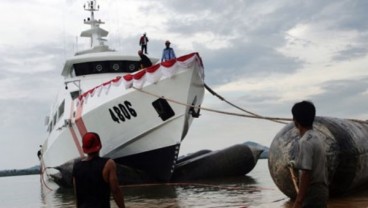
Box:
[40,1,205,184]
[41,53,205,182]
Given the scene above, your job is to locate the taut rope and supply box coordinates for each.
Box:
[133,85,292,124]
[133,83,368,125]
[204,84,289,124]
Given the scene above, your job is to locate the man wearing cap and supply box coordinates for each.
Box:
[72,132,125,208]
[161,40,176,62]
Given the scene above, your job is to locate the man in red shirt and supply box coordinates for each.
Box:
[139,33,149,54]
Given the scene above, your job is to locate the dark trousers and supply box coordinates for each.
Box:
[141,45,147,54]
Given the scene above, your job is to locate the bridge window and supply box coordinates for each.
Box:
[73,61,140,76]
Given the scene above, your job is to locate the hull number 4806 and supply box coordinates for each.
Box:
[109,101,137,123]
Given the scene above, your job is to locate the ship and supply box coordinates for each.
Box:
[40,0,205,185]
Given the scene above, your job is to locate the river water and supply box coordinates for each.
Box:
[1,160,368,207]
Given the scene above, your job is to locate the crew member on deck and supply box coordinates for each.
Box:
[161,40,176,62]
[139,33,149,54]
[138,50,153,69]
[37,145,42,160]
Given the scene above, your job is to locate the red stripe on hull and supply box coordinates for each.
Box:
[68,100,84,157]
[75,100,88,137]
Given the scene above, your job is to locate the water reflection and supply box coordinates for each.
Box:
[53,188,76,207]
[40,179,75,208]
[122,176,263,207]
[328,189,368,208]
[36,160,368,207]
[40,175,264,207]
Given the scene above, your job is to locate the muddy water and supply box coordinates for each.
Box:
[1,160,368,207]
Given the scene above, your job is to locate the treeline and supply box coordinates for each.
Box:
[0,166,40,177]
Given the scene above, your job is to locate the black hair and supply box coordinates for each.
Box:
[291,100,315,128]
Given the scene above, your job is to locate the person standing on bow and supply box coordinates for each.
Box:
[291,101,328,208]
[138,50,152,69]
[161,40,176,62]
[73,132,125,208]
[139,33,149,54]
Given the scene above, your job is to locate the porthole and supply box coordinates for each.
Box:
[112,63,120,71]
[129,64,136,71]
[96,64,103,72]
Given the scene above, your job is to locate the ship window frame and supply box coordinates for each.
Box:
[58,101,65,119]
[53,113,57,126]
[70,90,80,100]
[73,60,141,76]
[48,122,52,133]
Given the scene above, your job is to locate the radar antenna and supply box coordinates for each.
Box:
[81,0,108,48]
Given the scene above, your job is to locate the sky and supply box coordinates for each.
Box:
[1,0,368,170]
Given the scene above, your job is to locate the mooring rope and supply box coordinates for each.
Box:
[133,84,368,125]
[40,158,54,191]
[132,86,292,124]
[204,84,289,124]
[203,84,368,125]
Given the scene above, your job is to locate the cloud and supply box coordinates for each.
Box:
[0,42,64,102]
[313,78,368,118]
[333,45,368,61]
[1,0,368,170]
[0,99,48,169]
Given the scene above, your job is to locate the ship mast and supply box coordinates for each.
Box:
[81,0,108,48]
